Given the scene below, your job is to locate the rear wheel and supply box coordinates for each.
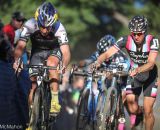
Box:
[76,88,90,130]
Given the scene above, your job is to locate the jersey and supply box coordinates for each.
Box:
[84,50,130,72]
[114,34,159,69]
[19,18,69,53]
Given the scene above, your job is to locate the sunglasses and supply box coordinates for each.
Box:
[132,32,144,36]
[39,25,52,31]
[16,19,23,22]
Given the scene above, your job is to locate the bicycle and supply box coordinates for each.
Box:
[70,66,108,130]
[101,66,128,130]
[26,64,62,130]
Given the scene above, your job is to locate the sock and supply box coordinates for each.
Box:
[130,114,136,126]
[51,91,59,103]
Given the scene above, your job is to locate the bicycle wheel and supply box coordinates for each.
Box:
[43,83,51,129]
[96,87,108,130]
[117,93,126,130]
[28,87,43,130]
[76,88,90,130]
[104,87,118,130]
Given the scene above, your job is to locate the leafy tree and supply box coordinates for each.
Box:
[1,0,160,60]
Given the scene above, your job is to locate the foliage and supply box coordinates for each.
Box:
[0,0,160,60]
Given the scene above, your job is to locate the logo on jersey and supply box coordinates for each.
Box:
[151,39,159,50]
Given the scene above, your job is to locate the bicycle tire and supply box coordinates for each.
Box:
[43,83,51,129]
[96,87,108,130]
[105,87,118,130]
[76,88,90,130]
[28,87,43,130]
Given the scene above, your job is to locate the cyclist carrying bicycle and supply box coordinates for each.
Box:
[94,15,159,129]
[14,2,71,116]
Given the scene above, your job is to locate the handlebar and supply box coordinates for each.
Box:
[71,67,128,78]
[26,65,58,70]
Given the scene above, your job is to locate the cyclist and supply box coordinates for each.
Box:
[77,35,130,130]
[94,15,159,129]
[78,34,130,90]
[14,2,71,116]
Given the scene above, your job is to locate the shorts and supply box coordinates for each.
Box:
[29,49,62,77]
[126,65,158,98]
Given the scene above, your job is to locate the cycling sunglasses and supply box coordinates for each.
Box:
[131,32,144,36]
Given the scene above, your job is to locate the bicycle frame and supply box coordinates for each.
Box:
[105,68,128,130]
[28,64,61,130]
[72,68,107,130]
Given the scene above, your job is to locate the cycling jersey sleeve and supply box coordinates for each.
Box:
[84,51,99,66]
[54,23,69,45]
[150,37,159,52]
[19,18,38,42]
[114,36,128,50]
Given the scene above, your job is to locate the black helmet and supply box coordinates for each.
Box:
[128,15,148,33]
[97,34,116,53]
[12,11,26,22]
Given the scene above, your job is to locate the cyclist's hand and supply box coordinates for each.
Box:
[155,79,160,86]
[13,60,23,73]
[129,68,139,77]
[91,60,101,71]
[61,66,66,74]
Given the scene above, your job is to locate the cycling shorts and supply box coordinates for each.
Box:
[126,65,158,98]
[29,48,62,77]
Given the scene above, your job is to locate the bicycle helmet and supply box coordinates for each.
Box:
[97,35,116,53]
[128,15,148,33]
[35,2,58,28]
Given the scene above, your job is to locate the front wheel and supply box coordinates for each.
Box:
[76,88,90,130]
[96,87,107,130]
[104,87,118,130]
[28,87,43,130]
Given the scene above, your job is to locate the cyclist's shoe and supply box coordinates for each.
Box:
[50,100,61,116]
[26,127,32,130]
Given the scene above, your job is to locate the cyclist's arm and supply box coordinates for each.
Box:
[14,18,35,61]
[96,36,126,65]
[97,46,119,64]
[136,51,158,73]
[79,52,99,67]
[14,40,26,61]
[133,37,159,75]
[55,23,71,68]
[60,44,71,68]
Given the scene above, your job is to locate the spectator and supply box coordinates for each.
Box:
[2,11,26,47]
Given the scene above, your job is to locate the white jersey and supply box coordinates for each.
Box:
[19,18,69,46]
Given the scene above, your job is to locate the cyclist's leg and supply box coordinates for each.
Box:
[125,76,142,128]
[28,77,37,106]
[47,49,62,114]
[28,52,42,106]
[143,66,158,130]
